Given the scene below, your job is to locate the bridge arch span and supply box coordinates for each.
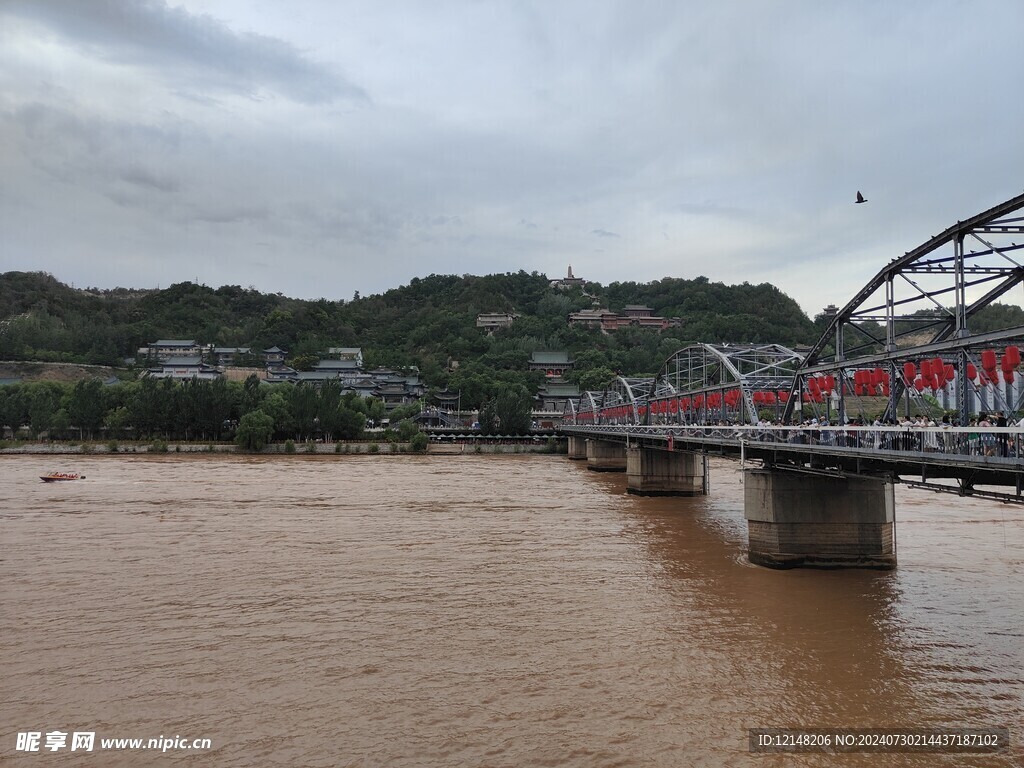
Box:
[648,343,804,425]
[786,191,1024,425]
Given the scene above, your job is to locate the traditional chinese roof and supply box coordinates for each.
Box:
[530,351,572,364]
[153,339,197,347]
[314,359,361,370]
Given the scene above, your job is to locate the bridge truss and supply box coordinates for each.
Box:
[786,191,1024,426]
[565,193,1024,431]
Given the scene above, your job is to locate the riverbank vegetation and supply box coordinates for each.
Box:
[0,376,424,444]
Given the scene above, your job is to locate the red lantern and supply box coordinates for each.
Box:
[669,399,678,413]
[931,374,941,391]
[920,359,932,378]
[1002,355,1015,373]
[943,364,955,382]
[981,349,998,371]
[778,390,790,403]
[1006,345,1021,366]
[1005,369,1016,384]
[903,362,917,384]
[967,363,978,381]
[914,378,926,392]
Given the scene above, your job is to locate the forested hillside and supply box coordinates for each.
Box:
[0,270,821,395]
[4,269,1022,407]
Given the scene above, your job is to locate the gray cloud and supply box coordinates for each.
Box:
[0,1,1021,315]
[2,0,366,103]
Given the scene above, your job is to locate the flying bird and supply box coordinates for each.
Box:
[855,191,868,204]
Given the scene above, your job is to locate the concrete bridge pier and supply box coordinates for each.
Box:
[744,469,896,569]
[627,447,706,496]
[567,435,588,460]
[586,439,627,472]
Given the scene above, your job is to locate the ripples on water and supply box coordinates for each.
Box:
[1,454,1021,766]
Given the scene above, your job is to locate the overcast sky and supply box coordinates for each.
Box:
[2,1,1022,315]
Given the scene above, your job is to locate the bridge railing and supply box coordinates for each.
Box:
[564,424,1024,462]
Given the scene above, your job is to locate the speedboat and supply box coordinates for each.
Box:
[40,472,85,482]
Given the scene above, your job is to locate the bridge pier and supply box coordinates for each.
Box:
[744,469,895,569]
[586,439,627,472]
[627,447,706,496]
[567,435,588,460]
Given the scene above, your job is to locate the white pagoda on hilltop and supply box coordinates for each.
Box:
[550,265,587,290]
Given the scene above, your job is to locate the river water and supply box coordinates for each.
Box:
[1,454,1021,766]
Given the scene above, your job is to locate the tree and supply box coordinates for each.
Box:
[395,418,419,440]
[571,366,617,393]
[104,406,130,438]
[262,390,295,437]
[240,374,263,415]
[235,409,274,452]
[67,379,106,439]
[335,406,365,439]
[27,382,63,438]
[317,380,344,441]
[289,383,318,439]
[479,385,533,435]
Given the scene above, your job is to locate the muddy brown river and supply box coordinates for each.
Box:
[2,454,1021,766]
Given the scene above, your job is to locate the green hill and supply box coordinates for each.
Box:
[1,270,824,397]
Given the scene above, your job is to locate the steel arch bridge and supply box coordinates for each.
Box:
[567,345,805,425]
[565,192,1024,430]
[569,376,656,425]
[647,343,805,425]
[784,190,1024,426]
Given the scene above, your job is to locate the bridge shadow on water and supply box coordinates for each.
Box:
[572,456,1021,766]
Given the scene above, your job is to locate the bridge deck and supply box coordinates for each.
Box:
[562,425,1024,501]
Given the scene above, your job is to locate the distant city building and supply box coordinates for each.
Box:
[475,312,519,331]
[550,265,587,290]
